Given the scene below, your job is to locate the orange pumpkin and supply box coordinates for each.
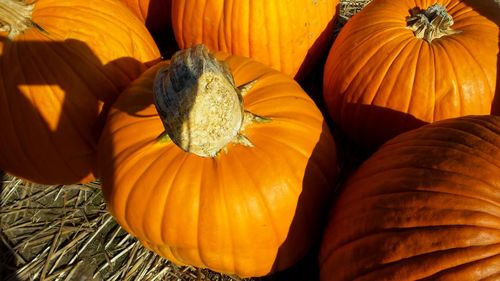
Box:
[0,0,160,184]
[171,0,339,79]
[120,0,172,34]
[323,0,500,150]
[98,45,338,277]
[320,115,500,281]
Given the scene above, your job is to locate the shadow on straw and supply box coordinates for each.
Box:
[0,171,20,281]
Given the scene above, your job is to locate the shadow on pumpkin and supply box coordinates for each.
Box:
[254,122,338,281]
[335,102,428,153]
[295,3,340,85]
[0,36,149,185]
[145,0,179,59]
[0,170,20,281]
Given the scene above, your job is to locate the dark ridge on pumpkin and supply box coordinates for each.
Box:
[0,170,20,281]
[355,243,500,280]
[418,254,500,281]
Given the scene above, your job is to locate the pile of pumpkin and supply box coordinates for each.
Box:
[0,0,498,279]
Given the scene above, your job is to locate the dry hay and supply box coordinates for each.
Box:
[0,1,372,280]
[339,0,372,21]
[0,175,248,281]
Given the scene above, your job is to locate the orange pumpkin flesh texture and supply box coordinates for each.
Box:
[320,115,500,281]
[171,0,339,79]
[98,51,338,277]
[323,0,500,151]
[0,0,160,184]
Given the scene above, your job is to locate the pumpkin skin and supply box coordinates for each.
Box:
[171,0,339,79]
[120,0,172,34]
[319,115,500,281]
[0,0,160,184]
[98,53,338,277]
[323,0,500,151]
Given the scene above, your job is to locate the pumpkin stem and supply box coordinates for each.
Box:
[0,0,41,39]
[406,3,460,43]
[154,44,258,158]
[238,80,258,97]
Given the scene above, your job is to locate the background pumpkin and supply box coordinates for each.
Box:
[319,115,500,281]
[98,46,338,277]
[171,0,339,79]
[323,0,500,151]
[0,0,160,184]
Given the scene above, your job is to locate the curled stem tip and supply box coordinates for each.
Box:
[407,3,460,43]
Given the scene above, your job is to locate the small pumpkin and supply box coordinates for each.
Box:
[319,115,500,281]
[323,0,500,150]
[98,45,338,277]
[120,0,172,35]
[171,0,339,79]
[0,0,160,184]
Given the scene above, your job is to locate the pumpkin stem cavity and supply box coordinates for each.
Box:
[0,0,41,39]
[153,44,266,158]
[406,3,461,43]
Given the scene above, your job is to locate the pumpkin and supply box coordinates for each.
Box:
[319,115,500,281]
[97,45,338,277]
[171,0,339,79]
[0,0,160,184]
[323,0,500,151]
[120,0,172,35]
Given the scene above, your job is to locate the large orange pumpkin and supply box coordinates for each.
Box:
[171,0,339,79]
[98,45,338,277]
[0,0,160,184]
[320,115,500,280]
[323,0,500,150]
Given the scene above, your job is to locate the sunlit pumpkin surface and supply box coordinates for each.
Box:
[172,0,339,78]
[323,0,499,150]
[98,53,338,277]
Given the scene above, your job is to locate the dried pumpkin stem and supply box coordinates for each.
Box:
[407,3,461,43]
[0,0,41,39]
[153,45,264,158]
